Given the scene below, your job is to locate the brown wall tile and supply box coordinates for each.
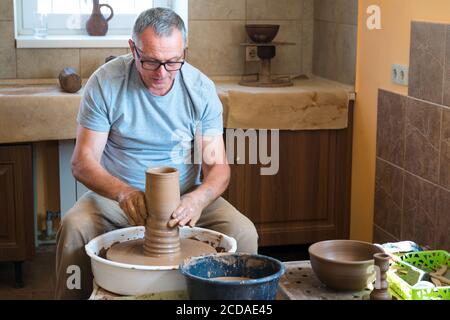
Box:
[373,225,399,244]
[404,98,442,184]
[376,90,406,167]
[441,109,450,189]
[444,25,450,107]
[408,22,446,105]
[436,188,450,251]
[374,159,404,239]
[402,173,439,248]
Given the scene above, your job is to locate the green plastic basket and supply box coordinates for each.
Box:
[387,250,450,300]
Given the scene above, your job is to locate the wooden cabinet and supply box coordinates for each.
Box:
[223,102,354,247]
[0,144,34,286]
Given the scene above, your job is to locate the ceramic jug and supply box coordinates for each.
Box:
[86,0,114,36]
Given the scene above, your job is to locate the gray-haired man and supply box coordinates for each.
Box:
[55,7,258,299]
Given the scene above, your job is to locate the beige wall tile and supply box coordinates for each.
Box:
[302,20,313,75]
[246,20,303,75]
[247,0,303,20]
[243,60,260,75]
[188,20,246,76]
[189,0,246,20]
[0,0,14,21]
[80,48,128,78]
[315,0,358,25]
[0,21,14,49]
[315,0,336,22]
[0,48,16,78]
[0,20,16,78]
[17,49,80,78]
[313,20,338,79]
[313,20,357,84]
[303,0,314,21]
[335,0,358,25]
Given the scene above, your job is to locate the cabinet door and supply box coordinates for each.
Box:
[225,131,334,246]
[223,101,353,247]
[0,145,34,261]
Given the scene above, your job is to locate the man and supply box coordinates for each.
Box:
[55,7,258,299]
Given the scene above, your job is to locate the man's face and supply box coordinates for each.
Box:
[130,27,184,95]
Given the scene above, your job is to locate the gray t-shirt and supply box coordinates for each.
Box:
[77,53,223,194]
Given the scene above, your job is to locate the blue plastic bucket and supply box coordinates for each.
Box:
[179,253,285,300]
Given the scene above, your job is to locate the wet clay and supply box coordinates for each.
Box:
[107,167,216,266]
[210,277,253,281]
[106,238,216,266]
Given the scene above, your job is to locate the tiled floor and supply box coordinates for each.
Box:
[0,245,56,300]
[0,243,310,300]
[259,244,311,262]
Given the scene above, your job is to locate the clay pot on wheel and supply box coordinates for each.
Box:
[144,167,181,257]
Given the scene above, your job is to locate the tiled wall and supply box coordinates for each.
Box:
[374,21,450,251]
[313,0,358,84]
[0,0,128,79]
[188,0,313,77]
[0,0,316,79]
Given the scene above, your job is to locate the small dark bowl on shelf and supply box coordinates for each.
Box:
[245,24,280,43]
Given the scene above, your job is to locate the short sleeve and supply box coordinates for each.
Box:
[199,79,224,136]
[77,74,111,132]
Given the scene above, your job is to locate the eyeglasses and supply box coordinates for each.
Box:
[133,43,185,72]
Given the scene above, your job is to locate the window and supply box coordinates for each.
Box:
[15,0,188,48]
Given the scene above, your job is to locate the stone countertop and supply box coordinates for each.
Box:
[0,77,355,144]
[214,76,355,100]
[215,76,354,130]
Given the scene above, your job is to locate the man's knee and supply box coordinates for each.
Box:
[58,210,94,244]
[232,214,259,254]
[213,203,259,254]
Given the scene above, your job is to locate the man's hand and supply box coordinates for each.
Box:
[117,187,147,226]
[168,193,205,228]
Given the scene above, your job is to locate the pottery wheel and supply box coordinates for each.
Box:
[106,238,217,266]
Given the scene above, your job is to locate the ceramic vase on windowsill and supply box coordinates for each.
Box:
[86,0,114,36]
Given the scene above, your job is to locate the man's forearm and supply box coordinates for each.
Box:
[190,164,230,209]
[72,158,133,201]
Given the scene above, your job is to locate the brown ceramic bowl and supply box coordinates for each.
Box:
[245,24,280,43]
[309,240,385,291]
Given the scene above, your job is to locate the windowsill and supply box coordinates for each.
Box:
[16,35,130,48]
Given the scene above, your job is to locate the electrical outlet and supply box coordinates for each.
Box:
[246,46,259,62]
[391,64,409,86]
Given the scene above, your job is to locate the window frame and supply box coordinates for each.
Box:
[14,0,188,48]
